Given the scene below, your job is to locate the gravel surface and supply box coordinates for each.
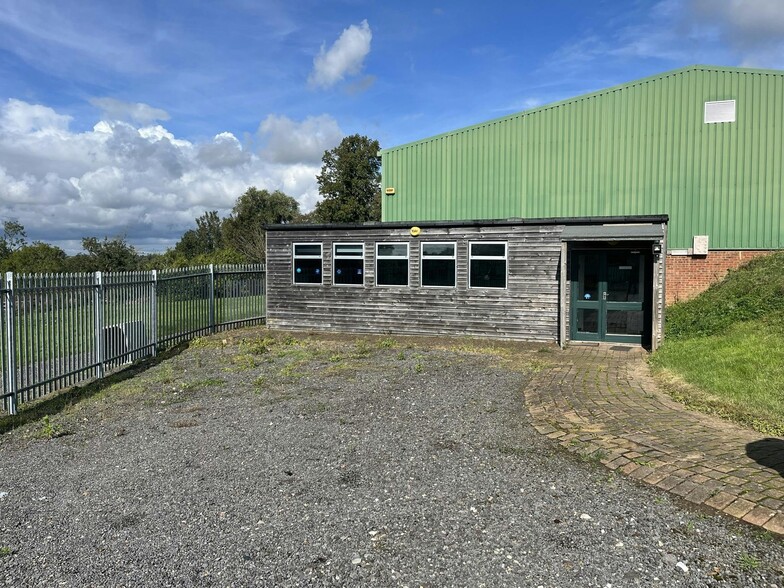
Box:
[1,329,782,587]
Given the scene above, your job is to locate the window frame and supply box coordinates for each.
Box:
[332,242,365,287]
[292,242,323,285]
[375,242,409,287]
[420,241,457,288]
[468,241,508,290]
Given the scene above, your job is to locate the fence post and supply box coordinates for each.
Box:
[4,272,17,416]
[94,271,105,379]
[209,264,216,334]
[150,270,158,357]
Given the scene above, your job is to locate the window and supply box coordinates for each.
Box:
[293,243,322,284]
[704,100,736,124]
[421,242,456,287]
[333,243,364,286]
[376,243,408,286]
[469,242,507,289]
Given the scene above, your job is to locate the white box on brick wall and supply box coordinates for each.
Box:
[693,235,709,256]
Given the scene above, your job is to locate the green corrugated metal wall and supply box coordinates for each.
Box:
[380,65,784,250]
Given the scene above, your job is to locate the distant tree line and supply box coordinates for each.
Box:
[0,134,381,274]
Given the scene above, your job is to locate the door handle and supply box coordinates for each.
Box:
[602,291,607,301]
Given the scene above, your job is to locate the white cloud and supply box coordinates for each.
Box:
[89,97,170,125]
[198,132,252,169]
[308,20,372,89]
[258,114,343,164]
[693,0,784,42]
[544,0,784,73]
[690,0,784,67]
[0,99,341,253]
[0,98,72,134]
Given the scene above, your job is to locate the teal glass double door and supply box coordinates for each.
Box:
[570,249,649,344]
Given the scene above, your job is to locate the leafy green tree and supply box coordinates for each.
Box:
[1,220,27,261]
[0,242,67,273]
[174,210,224,259]
[222,187,300,262]
[79,236,140,272]
[313,134,381,223]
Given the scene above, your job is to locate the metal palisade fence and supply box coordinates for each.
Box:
[1,264,265,415]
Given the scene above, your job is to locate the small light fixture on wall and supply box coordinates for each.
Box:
[652,242,662,260]
[385,187,396,195]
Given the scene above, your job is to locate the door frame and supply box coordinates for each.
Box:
[569,246,652,345]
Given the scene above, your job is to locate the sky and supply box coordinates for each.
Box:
[1,0,784,254]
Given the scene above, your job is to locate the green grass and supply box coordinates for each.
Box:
[1,293,264,368]
[664,252,784,340]
[651,252,784,435]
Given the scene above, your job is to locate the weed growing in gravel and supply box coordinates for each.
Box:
[396,351,406,360]
[378,337,397,349]
[525,359,552,373]
[279,363,305,379]
[329,354,343,363]
[189,337,222,349]
[230,354,258,370]
[156,364,178,384]
[352,340,373,357]
[34,415,66,440]
[280,334,298,346]
[243,337,276,355]
[0,546,12,557]
[738,552,761,570]
[414,362,424,374]
[183,378,224,390]
[579,448,608,464]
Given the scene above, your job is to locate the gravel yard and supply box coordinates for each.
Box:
[1,329,782,587]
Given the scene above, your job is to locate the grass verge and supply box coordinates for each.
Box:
[651,252,784,436]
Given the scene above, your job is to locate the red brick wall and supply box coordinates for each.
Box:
[666,250,774,305]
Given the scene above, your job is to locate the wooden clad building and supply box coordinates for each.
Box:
[265,215,667,349]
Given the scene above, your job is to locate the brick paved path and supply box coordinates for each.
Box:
[523,344,784,535]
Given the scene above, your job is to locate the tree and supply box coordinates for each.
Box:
[79,236,140,272]
[313,134,382,223]
[1,220,27,261]
[222,187,300,262]
[0,242,67,273]
[173,210,224,259]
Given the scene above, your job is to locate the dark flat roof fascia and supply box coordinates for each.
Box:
[265,214,669,232]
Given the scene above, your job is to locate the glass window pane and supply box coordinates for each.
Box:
[378,243,408,257]
[335,244,363,257]
[294,244,321,256]
[422,243,455,257]
[377,259,408,285]
[606,252,643,302]
[334,259,364,285]
[577,309,599,334]
[606,310,644,335]
[577,253,600,301]
[471,243,505,257]
[422,259,455,287]
[294,259,322,284]
[470,259,506,288]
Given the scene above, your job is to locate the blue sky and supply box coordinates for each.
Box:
[1,0,783,253]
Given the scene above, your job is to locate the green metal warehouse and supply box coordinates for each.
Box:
[266,65,782,348]
[380,64,783,304]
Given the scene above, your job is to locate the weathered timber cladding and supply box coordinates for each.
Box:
[267,225,563,341]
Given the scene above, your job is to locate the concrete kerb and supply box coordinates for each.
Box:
[522,344,784,536]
